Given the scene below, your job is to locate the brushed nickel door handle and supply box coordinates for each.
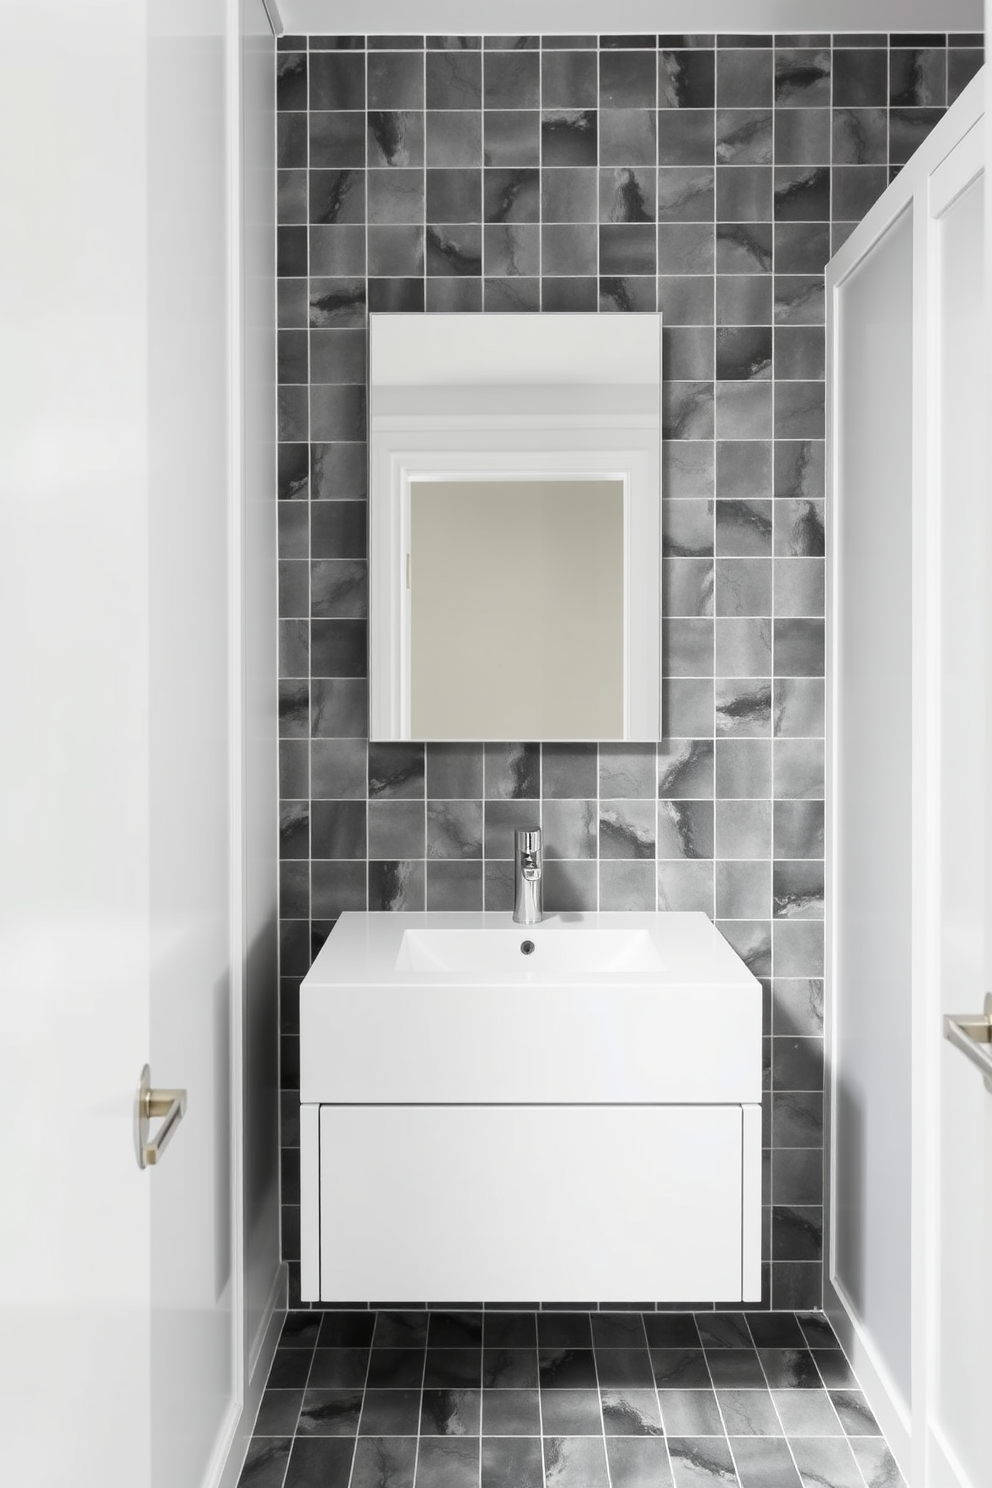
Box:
[944,994,992,1094]
[135,1063,188,1169]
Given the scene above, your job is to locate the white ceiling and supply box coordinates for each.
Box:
[276,0,983,36]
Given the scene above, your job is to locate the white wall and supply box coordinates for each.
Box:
[239,0,284,1389]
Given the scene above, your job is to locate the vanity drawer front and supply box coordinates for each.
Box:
[301,983,762,1105]
[316,1103,754,1304]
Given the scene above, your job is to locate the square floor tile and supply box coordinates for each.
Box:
[592,1313,649,1348]
[697,1313,752,1348]
[481,1387,541,1436]
[481,1436,544,1488]
[602,1387,664,1436]
[607,1436,675,1487]
[706,1351,766,1388]
[420,1389,481,1436]
[596,1347,656,1389]
[238,1437,293,1488]
[540,1387,604,1434]
[789,1437,863,1488]
[543,1435,611,1488]
[424,1348,482,1388]
[828,1389,882,1436]
[757,1349,820,1389]
[651,1349,712,1388]
[359,1390,423,1436]
[350,1436,417,1488]
[297,1388,362,1436]
[415,1437,480,1487]
[284,1435,354,1488]
[539,1347,598,1389]
[769,1389,843,1437]
[308,1348,370,1388]
[731,1436,801,1488]
[659,1389,726,1435]
[255,1389,303,1437]
[717,1389,781,1435]
[667,1436,739,1488]
[643,1315,702,1349]
[482,1346,539,1387]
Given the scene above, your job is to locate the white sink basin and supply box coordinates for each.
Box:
[300,911,761,1105]
[396,923,663,976]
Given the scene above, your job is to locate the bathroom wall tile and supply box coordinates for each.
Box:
[715,493,773,553]
[658,739,715,800]
[665,618,714,677]
[600,801,657,859]
[715,619,772,679]
[542,51,598,108]
[543,743,599,799]
[657,800,715,859]
[274,28,979,1312]
[544,799,597,859]
[426,800,483,859]
[543,860,598,912]
[368,860,425,911]
[600,861,656,911]
[657,859,715,913]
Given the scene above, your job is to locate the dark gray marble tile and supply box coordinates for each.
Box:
[426,800,483,859]
[425,743,483,799]
[658,221,715,273]
[848,1439,906,1488]
[660,50,715,108]
[481,1388,540,1435]
[657,799,715,859]
[350,1437,416,1488]
[542,50,598,108]
[789,1437,863,1488]
[239,1436,294,1488]
[667,1436,737,1486]
[540,1388,603,1435]
[481,1346,539,1387]
[600,50,657,107]
[415,1437,480,1488]
[419,1389,481,1437]
[542,109,598,166]
[425,860,483,911]
[480,1437,543,1488]
[484,167,540,222]
[601,1388,663,1436]
[543,799,597,859]
[731,1437,801,1488]
[832,48,888,107]
[542,1436,610,1488]
[543,743,598,798]
[776,48,831,107]
[663,498,714,558]
[658,109,716,164]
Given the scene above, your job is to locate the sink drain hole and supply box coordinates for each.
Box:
[520,940,535,955]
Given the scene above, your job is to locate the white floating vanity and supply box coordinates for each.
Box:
[299,911,762,1304]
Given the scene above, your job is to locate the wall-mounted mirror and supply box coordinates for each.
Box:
[369,313,663,742]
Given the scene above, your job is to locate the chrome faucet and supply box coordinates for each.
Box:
[513,827,543,925]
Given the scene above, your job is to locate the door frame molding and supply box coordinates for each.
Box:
[824,70,985,1487]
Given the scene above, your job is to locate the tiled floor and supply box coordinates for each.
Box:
[237,1309,905,1488]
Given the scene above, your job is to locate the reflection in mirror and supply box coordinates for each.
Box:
[410,479,624,739]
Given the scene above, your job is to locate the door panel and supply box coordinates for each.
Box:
[832,206,915,1412]
[932,139,989,1488]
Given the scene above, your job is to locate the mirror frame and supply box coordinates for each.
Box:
[368,313,663,743]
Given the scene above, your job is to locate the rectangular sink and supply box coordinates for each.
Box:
[301,911,761,1106]
[396,924,663,977]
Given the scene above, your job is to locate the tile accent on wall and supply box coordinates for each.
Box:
[276,32,983,1312]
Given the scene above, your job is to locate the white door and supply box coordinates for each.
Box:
[0,3,242,1485]
[928,122,991,1488]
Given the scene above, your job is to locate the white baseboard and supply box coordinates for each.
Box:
[824,1276,912,1480]
[215,1261,288,1488]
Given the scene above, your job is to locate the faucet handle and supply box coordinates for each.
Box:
[515,827,542,857]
